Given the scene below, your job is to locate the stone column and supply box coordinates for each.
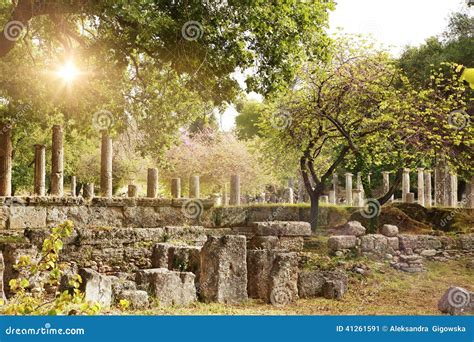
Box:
[147,168,158,198]
[83,183,94,200]
[434,163,448,206]
[51,125,64,196]
[189,175,200,198]
[402,168,410,202]
[128,184,137,197]
[356,172,363,197]
[100,130,113,198]
[33,144,46,196]
[424,170,432,208]
[466,176,474,209]
[284,187,294,204]
[230,174,240,205]
[70,176,77,197]
[352,189,363,207]
[0,124,12,197]
[345,172,353,206]
[332,173,338,192]
[406,192,415,204]
[417,168,425,206]
[329,190,336,204]
[449,173,458,208]
[171,178,181,198]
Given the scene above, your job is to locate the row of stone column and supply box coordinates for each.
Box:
[0,125,65,196]
[339,169,473,208]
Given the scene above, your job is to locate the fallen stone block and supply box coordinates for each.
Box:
[115,290,149,309]
[328,236,357,252]
[438,286,474,315]
[360,234,388,254]
[381,224,398,237]
[251,221,311,237]
[297,269,348,299]
[297,270,326,298]
[278,237,304,252]
[322,279,347,300]
[334,221,366,237]
[78,268,112,307]
[135,268,196,306]
[200,235,248,304]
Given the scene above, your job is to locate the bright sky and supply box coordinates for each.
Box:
[218,0,471,131]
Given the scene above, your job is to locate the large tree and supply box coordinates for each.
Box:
[0,0,335,190]
[259,36,472,231]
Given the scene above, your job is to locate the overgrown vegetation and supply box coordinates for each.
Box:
[0,221,100,315]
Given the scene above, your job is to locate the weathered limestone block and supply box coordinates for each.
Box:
[247,250,273,300]
[248,236,303,252]
[415,235,442,251]
[3,244,38,294]
[78,268,112,307]
[334,221,366,236]
[381,224,399,237]
[278,236,304,252]
[458,234,474,250]
[322,279,347,300]
[8,206,47,229]
[398,235,418,251]
[297,270,326,298]
[360,234,388,254]
[386,237,400,252]
[327,236,357,252]
[247,250,299,306]
[135,268,196,306]
[151,243,173,268]
[115,290,149,309]
[297,270,348,299]
[438,286,474,315]
[251,221,311,237]
[199,235,248,304]
[168,245,201,275]
[268,252,299,306]
[248,236,279,250]
[110,275,137,297]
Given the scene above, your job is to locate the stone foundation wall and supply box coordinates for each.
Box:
[0,197,356,230]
